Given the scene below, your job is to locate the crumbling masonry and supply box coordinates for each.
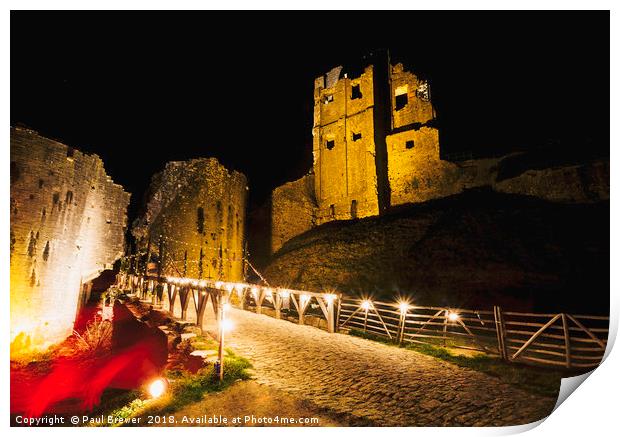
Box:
[270,58,609,254]
[10,127,130,354]
[132,158,248,283]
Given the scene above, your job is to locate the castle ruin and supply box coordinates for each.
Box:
[10,127,130,354]
[270,57,609,254]
[132,158,248,283]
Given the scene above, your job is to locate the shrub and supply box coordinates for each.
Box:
[73,319,112,355]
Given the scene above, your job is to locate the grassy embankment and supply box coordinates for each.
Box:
[348,328,564,398]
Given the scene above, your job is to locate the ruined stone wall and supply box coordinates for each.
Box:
[387,127,464,204]
[493,161,610,203]
[390,63,435,129]
[10,127,130,353]
[133,158,247,282]
[271,174,316,254]
[313,66,379,224]
[386,127,609,206]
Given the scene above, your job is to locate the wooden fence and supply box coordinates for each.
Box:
[117,272,608,371]
[117,273,339,334]
[338,297,609,370]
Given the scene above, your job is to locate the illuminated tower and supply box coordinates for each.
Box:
[312,52,392,224]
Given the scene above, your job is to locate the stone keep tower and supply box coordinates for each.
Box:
[312,65,383,225]
[312,57,439,225]
[270,57,443,255]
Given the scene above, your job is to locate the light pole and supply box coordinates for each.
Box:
[217,298,231,382]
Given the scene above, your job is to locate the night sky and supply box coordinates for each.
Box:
[11,11,609,223]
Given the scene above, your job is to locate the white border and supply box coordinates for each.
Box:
[2,3,616,437]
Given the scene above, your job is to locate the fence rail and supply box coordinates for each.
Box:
[338,297,609,370]
[116,271,608,371]
[116,273,339,334]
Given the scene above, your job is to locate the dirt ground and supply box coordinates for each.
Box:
[158,380,350,427]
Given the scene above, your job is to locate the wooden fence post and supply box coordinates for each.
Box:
[179,287,190,320]
[326,298,335,333]
[255,288,265,315]
[562,313,571,368]
[443,310,448,347]
[398,308,407,345]
[274,292,282,319]
[335,294,342,333]
[494,306,508,361]
[167,284,176,314]
[196,290,208,332]
[153,236,164,306]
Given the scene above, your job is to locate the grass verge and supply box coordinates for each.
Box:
[98,349,252,426]
[348,328,563,398]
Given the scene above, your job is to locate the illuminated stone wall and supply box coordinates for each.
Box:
[10,127,130,353]
[312,65,380,224]
[269,60,609,254]
[386,125,610,206]
[386,127,462,204]
[271,174,316,254]
[389,63,435,129]
[132,158,247,282]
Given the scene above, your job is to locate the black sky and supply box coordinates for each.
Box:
[11,11,609,222]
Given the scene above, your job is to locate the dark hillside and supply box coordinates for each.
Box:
[264,189,609,314]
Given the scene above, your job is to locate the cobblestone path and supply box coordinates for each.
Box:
[225,308,557,426]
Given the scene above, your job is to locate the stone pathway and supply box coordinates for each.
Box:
[224,308,557,426]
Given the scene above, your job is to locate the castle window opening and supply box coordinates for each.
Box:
[329,204,336,217]
[395,93,408,111]
[324,94,334,105]
[406,140,415,149]
[196,207,205,234]
[352,132,362,142]
[326,139,335,150]
[66,147,75,158]
[395,85,409,111]
[351,200,358,219]
[351,84,362,100]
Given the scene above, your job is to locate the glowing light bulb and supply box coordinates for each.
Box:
[223,303,231,311]
[361,300,372,311]
[448,312,460,322]
[399,302,409,314]
[323,293,337,304]
[221,319,234,332]
[148,378,167,398]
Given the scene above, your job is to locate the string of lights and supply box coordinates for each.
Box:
[135,234,244,256]
[167,256,242,265]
